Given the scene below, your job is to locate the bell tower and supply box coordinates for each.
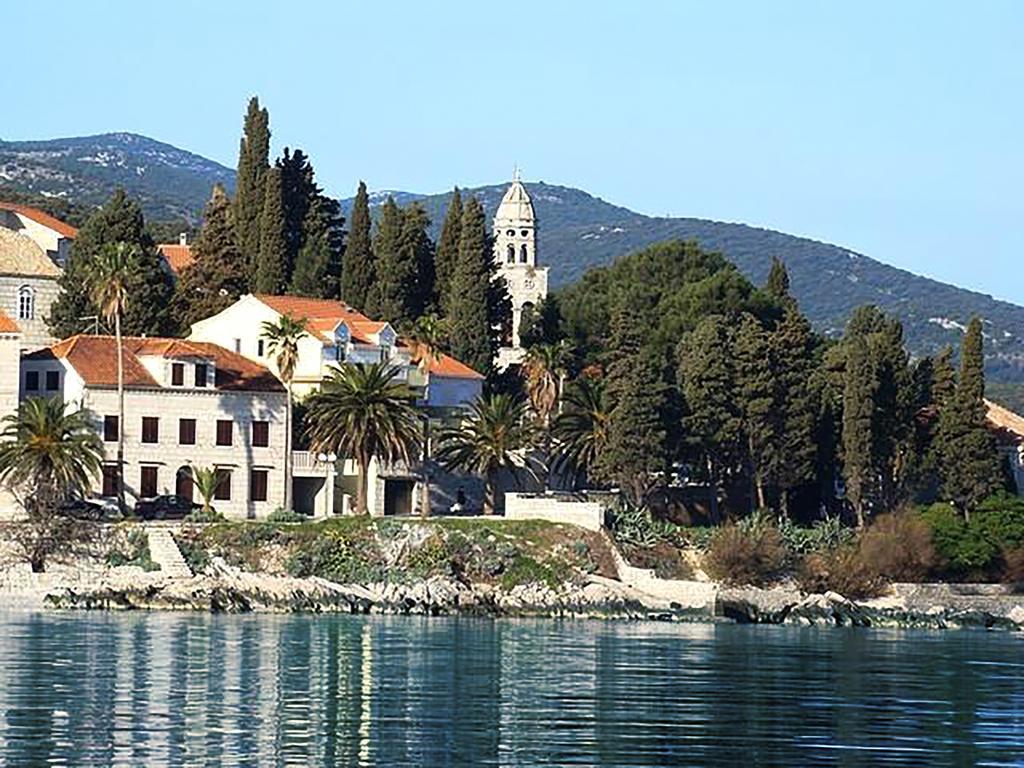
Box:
[494,169,548,367]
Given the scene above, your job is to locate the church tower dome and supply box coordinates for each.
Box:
[493,170,549,367]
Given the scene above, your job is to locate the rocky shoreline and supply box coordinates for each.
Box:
[3,557,1023,631]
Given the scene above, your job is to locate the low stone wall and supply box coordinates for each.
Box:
[597,530,717,610]
[504,493,605,531]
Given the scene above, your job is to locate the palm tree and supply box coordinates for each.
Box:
[434,394,536,516]
[552,378,608,489]
[261,313,308,513]
[405,314,448,518]
[89,242,137,516]
[522,341,572,489]
[305,362,422,515]
[190,465,219,515]
[0,398,103,572]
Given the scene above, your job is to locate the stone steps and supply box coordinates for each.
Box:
[146,529,193,578]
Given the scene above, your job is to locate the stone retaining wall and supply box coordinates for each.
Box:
[504,493,605,531]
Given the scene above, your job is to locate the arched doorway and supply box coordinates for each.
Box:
[175,466,194,501]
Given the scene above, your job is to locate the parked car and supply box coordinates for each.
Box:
[134,495,200,521]
[59,497,118,521]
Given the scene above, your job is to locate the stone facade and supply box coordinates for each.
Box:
[504,493,606,531]
[0,275,59,351]
[493,173,549,367]
[0,318,20,519]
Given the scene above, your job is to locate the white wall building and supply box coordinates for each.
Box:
[20,335,288,519]
[494,172,549,368]
[0,310,21,518]
[189,294,484,516]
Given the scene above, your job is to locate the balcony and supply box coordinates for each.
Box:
[292,451,331,477]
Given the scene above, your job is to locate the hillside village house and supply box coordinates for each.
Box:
[0,202,76,350]
[189,294,485,516]
[19,335,288,519]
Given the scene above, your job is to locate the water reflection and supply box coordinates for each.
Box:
[0,612,1021,766]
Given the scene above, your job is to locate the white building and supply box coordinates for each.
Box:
[0,309,20,518]
[20,335,288,519]
[0,203,75,351]
[494,172,549,368]
[189,293,484,516]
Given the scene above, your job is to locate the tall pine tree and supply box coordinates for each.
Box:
[938,317,1002,514]
[448,197,494,375]
[172,184,247,328]
[734,313,778,511]
[290,193,344,299]
[341,181,375,312]
[592,300,668,504]
[371,196,407,322]
[842,335,877,527]
[434,187,462,316]
[233,97,270,274]
[254,167,287,294]
[765,256,791,302]
[49,189,174,337]
[398,202,436,320]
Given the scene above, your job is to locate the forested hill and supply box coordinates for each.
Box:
[346,183,1024,384]
[0,133,234,223]
[1,131,1021,382]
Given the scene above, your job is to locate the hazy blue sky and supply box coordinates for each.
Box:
[4,2,1022,302]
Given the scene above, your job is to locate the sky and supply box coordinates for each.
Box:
[3,1,1022,302]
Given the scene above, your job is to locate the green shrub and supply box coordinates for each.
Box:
[106,528,159,571]
[702,523,788,586]
[284,529,383,583]
[607,500,678,549]
[184,508,225,524]
[176,537,210,573]
[920,503,996,573]
[267,508,307,524]
[500,555,569,590]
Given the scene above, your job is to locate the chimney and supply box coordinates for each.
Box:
[178,232,188,246]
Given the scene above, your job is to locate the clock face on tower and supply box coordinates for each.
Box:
[524,278,535,289]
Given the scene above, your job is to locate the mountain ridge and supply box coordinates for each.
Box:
[1,132,1022,382]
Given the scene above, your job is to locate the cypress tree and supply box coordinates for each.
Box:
[734,313,778,511]
[931,345,957,409]
[399,202,436,319]
[592,301,668,504]
[49,189,175,337]
[172,184,247,328]
[254,167,287,294]
[434,187,462,316]
[678,315,743,520]
[341,181,374,312]
[448,197,494,375]
[278,147,316,285]
[765,256,791,301]
[938,317,1002,514]
[233,97,270,273]
[773,306,820,516]
[290,194,344,299]
[842,335,877,527]
[371,196,407,322]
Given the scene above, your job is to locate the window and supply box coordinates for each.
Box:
[257,339,265,357]
[179,418,196,445]
[506,229,515,237]
[171,363,184,386]
[195,363,208,388]
[103,415,119,442]
[233,338,242,353]
[521,229,529,237]
[141,417,159,444]
[506,243,515,264]
[140,466,158,498]
[17,286,34,321]
[250,469,268,502]
[25,371,39,392]
[214,468,231,501]
[379,345,392,363]
[101,464,118,497]
[520,243,528,263]
[335,344,346,362]
[45,370,59,391]
[175,467,193,501]
[252,420,269,448]
[216,420,233,446]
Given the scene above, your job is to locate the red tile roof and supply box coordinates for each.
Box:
[0,308,20,335]
[0,202,78,239]
[254,294,371,324]
[157,244,194,274]
[25,335,284,393]
[407,343,484,380]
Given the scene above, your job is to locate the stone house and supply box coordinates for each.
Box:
[20,335,288,519]
[189,294,485,516]
[0,309,20,518]
[0,202,75,351]
[986,399,1024,496]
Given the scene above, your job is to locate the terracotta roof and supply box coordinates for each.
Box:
[0,202,78,239]
[0,308,20,335]
[406,343,484,380]
[254,294,371,324]
[25,335,284,393]
[157,244,194,274]
[0,228,61,277]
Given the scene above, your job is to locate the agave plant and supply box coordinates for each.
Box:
[190,465,220,515]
